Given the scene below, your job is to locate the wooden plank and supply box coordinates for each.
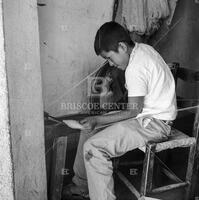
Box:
[185,144,197,200]
[50,137,68,200]
[193,105,199,138]
[3,0,48,199]
[0,4,15,199]
[155,137,196,152]
[146,145,155,192]
[151,182,188,194]
[138,197,161,200]
[140,143,156,196]
[189,105,199,199]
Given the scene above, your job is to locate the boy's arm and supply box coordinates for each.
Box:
[80,96,144,131]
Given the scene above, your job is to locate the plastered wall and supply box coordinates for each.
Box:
[38,0,114,116]
[3,0,47,199]
[0,1,14,199]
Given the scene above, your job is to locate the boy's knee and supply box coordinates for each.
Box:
[83,139,111,162]
[83,140,94,161]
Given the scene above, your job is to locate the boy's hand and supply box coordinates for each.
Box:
[80,116,98,132]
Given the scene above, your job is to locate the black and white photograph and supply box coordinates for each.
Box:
[0,0,198,200]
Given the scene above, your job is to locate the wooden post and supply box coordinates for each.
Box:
[140,143,156,196]
[3,0,47,199]
[0,1,14,199]
[50,137,68,200]
[190,104,199,199]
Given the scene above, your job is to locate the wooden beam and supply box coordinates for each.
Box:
[0,1,14,198]
[50,137,68,200]
[3,0,47,199]
[140,143,156,196]
[190,104,199,199]
[151,182,188,194]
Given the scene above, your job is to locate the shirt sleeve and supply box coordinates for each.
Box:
[125,65,148,97]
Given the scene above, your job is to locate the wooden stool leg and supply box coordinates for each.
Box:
[50,137,68,200]
[185,144,197,200]
[140,144,156,196]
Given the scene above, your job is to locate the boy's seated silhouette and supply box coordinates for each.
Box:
[62,21,177,200]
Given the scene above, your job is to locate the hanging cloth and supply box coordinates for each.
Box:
[115,0,177,36]
[146,0,170,35]
[117,0,147,35]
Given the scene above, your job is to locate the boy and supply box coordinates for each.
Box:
[63,21,177,200]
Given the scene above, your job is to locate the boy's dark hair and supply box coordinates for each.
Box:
[94,21,134,55]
